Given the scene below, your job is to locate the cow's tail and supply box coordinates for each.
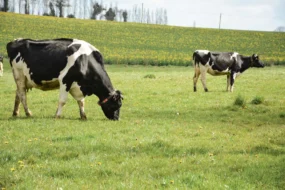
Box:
[192,51,198,68]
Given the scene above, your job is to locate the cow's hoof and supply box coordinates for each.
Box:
[26,112,32,117]
[12,112,19,117]
[194,87,197,92]
[55,115,61,119]
[80,115,87,120]
[205,89,208,92]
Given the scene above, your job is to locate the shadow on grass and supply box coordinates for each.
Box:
[3,115,107,122]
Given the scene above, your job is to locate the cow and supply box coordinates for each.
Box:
[0,55,3,76]
[6,38,123,120]
[193,50,264,92]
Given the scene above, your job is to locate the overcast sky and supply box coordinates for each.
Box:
[101,0,285,31]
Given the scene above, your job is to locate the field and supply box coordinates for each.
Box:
[1,65,285,189]
[0,12,285,189]
[1,12,285,66]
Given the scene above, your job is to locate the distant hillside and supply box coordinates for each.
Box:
[1,12,285,66]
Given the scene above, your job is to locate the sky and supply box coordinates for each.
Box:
[101,0,285,31]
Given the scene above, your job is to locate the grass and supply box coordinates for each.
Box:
[1,12,285,66]
[251,96,265,105]
[0,11,284,189]
[0,65,285,189]
[234,95,247,107]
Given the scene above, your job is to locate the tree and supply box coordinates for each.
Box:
[105,8,115,21]
[122,10,127,22]
[49,2,55,16]
[275,26,285,32]
[0,0,9,12]
[91,2,103,19]
[43,0,50,15]
[55,0,70,17]
[24,0,30,14]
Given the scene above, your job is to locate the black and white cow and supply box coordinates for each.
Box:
[0,55,3,76]
[193,50,264,92]
[6,38,123,120]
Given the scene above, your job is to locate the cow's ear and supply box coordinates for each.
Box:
[252,54,258,59]
[114,90,123,100]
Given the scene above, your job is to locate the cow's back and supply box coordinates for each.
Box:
[7,38,74,87]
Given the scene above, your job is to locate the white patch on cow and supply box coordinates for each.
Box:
[230,52,239,60]
[69,82,85,101]
[195,50,210,54]
[54,39,99,117]
[58,39,98,93]
[235,72,241,78]
[12,53,39,89]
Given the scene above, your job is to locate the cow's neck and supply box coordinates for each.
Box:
[240,57,252,73]
[94,75,115,101]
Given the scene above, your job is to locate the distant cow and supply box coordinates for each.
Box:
[6,38,123,120]
[0,55,3,76]
[193,50,264,92]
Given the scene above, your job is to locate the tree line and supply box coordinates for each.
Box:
[0,0,168,25]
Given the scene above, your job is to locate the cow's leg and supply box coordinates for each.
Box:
[55,85,69,118]
[199,65,208,92]
[226,75,230,91]
[193,64,200,92]
[69,84,87,120]
[13,92,21,116]
[230,72,236,92]
[12,70,32,117]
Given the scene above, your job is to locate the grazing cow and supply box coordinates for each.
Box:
[0,55,3,76]
[193,50,264,92]
[6,38,123,120]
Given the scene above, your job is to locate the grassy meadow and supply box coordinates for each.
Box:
[1,12,285,66]
[1,65,285,189]
[0,12,285,189]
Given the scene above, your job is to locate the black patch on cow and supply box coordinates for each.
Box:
[16,56,21,63]
[93,51,103,65]
[62,51,112,98]
[7,39,73,85]
[67,44,81,56]
[211,53,237,72]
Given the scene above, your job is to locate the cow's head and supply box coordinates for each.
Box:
[251,54,264,68]
[99,90,123,120]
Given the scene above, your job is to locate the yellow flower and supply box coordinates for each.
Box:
[97,162,102,166]
[209,153,214,157]
[28,139,32,142]
[170,180,174,184]
[4,141,9,144]
[10,167,15,172]
[18,160,24,164]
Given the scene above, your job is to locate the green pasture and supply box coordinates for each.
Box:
[0,65,285,189]
[1,12,285,66]
[0,12,285,189]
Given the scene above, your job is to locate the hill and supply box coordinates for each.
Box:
[1,12,285,66]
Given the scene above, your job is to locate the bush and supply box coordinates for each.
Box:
[67,14,75,18]
[144,74,156,79]
[251,96,264,105]
[233,95,246,107]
